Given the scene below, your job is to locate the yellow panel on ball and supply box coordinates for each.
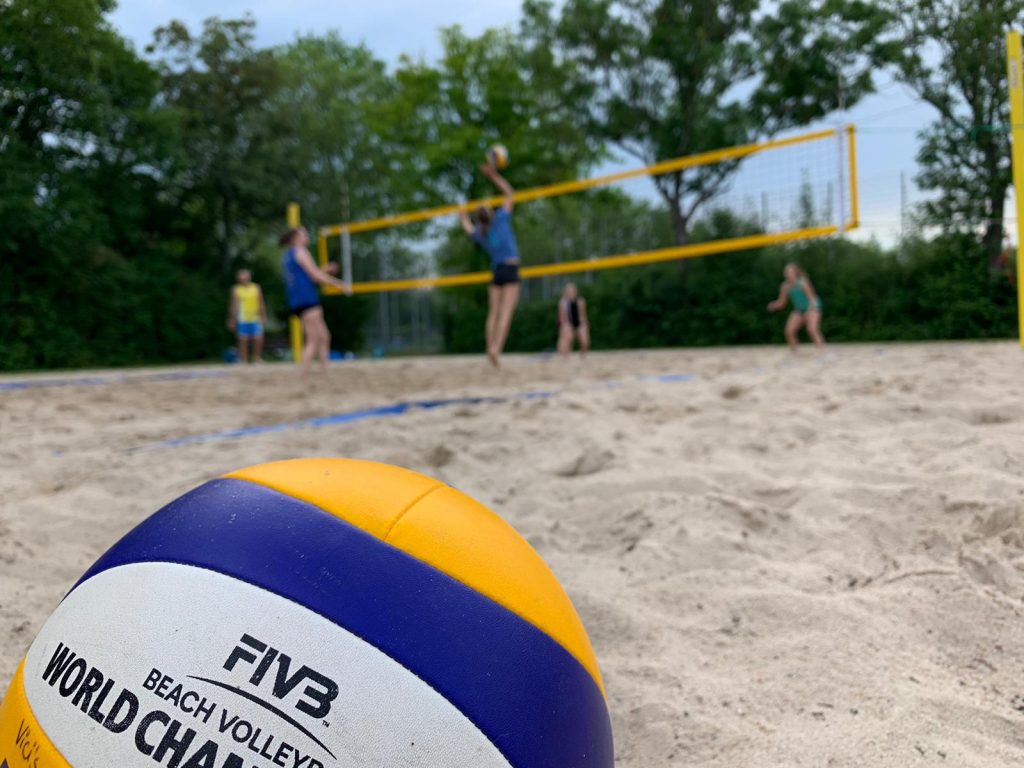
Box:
[0,663,72,768]
[487,143,509,169]
[226,458,604,692]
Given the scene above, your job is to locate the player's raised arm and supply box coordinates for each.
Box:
[481,163,514,212]
[459,207,476,236]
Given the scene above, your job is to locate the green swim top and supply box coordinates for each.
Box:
[788,280,820,312]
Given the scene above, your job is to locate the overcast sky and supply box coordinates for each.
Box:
[109,1,940,244]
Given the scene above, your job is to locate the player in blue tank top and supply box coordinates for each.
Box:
[459,162,521,368]
[279,227,350,377]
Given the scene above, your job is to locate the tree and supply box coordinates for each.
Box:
[390,25,600,209]
[0,0,224,369]
[523,0,892,244]
[148,16,290,273]
[274,34,399,226]
[880,0,1024,263]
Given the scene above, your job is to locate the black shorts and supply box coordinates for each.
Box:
[290,302,320,318]
[492,262,520,286]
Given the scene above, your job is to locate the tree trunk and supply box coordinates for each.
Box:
[670,204,688,246]
[667,203,690,274]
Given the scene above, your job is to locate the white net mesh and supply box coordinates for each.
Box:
[319,128,855,350]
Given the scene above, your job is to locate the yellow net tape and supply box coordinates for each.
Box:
[323,225,839,295]
[317,126,857,293]
[320,128,840,237]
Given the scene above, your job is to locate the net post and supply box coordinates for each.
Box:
[835,126,846,235]
[286,202,303,365]
[845,125,859,230]
[1006,31,1024,349]
[342,228,353,288]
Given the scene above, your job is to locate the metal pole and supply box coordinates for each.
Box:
[845,124,859,230]
[391,288,400,348]
[379,253,389,349]
[835,61,848,236]
[900,171,907,242]
[342,230,353,288]
[339,175,353,289]
[1005,30,1024,348]
[835,127,846,235]
[287,203,303,365]
[412,292,420,350]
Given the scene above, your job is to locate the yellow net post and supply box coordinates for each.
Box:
[317,231,329,268]
[1006,31,1024,348]
[286,202,303,364]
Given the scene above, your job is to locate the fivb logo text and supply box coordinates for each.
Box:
[221,635,338,720]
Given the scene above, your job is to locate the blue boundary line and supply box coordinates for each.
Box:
[127,377,664,452]
[0,370,227,391]
[128,392,558,452]
[126,349,846,453]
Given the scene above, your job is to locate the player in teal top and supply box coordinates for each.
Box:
[459,162,521,368]
[767,262,825,350]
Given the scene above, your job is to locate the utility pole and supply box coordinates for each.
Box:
[835,60,847,234]
[379,253,389,349]
[900,171,908,244]
[340,176,353,288]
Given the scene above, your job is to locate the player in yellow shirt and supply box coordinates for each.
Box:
[227,269,267,363]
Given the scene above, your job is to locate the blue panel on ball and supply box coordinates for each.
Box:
[73,478,613,768]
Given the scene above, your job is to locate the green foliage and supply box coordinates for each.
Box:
[390,25,600,205]
[273,34,400,224]
[877,0,1024,260]
[0,0,1018,371]
[0,0,223,369]
[148,16,290,272]
[523,0,887,242]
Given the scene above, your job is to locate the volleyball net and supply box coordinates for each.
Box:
[313,125,858,297]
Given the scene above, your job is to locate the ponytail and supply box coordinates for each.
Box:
[279,228,300,247]
[474,207,493,238]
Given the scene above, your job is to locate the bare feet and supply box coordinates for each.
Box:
[486,349,501,369]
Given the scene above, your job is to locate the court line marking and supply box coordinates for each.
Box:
[125,349,846,453]
[0,370,228,391]
[127,393,558,452]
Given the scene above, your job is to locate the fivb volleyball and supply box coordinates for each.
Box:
[0,459,613,768]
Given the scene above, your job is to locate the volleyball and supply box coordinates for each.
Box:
[487,143,510,169]
[0,458,613,768]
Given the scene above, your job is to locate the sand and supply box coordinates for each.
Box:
[2,342,1024,766]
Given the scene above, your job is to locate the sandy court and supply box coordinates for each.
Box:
[1,342,1024,766]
